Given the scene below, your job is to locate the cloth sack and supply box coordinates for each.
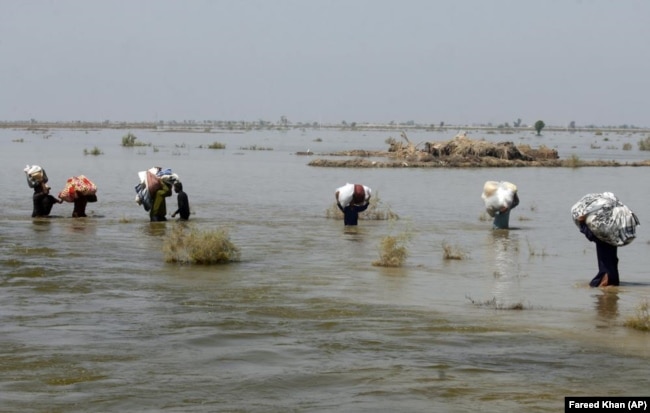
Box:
[571,192,640,247]
[58,175,97,202]
[24,164,49,188]
[336,183,372,207]
[482,181,517,217]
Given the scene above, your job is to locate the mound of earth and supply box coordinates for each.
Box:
[308,132,650,168]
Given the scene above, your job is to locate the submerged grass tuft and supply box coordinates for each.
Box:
[624,300,650,332]
[638,136,650,151]
[442,241,467,260]
[372,231,411,267]
[83,146,103,156]
[466,295,526,310]
[121,132,149,147]
[163,224,240,264]
[206,141,226,149]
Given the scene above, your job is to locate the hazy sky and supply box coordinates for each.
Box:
[2,0,649,126]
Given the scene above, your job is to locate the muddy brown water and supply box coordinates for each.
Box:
[1,127,649,412]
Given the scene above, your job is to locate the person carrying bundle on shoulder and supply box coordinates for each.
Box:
[335,183,371,226]
[571,192,640,287]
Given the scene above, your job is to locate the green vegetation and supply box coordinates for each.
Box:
[206,141,226,149]
[638,136,650,151]
[83,146,103,156]
[534,120,545,136]
[624,300,650,332]
[163,225,240,265]
[121,132,149,147]
[622,142,633,150]
[373,232,411,267]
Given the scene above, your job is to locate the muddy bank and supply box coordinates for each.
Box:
[308,132,650,168]
[308,157,650,168]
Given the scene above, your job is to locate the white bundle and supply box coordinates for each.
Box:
[482,181,517,217]
[335,183,372,208]
[24,164,48,188]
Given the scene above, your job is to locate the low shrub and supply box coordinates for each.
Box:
[121,132,148,147]
[207,141,226,149]
[442,241,467,260]
[83,146,103,156]
[373,232,411,267]
[624,300,650,332]
[638,136,650,151]
[163,225,240,264]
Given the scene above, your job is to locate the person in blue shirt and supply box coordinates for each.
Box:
[492,192,519,229]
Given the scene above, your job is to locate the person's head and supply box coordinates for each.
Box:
[352,184,365,205]
[174,182,183,193]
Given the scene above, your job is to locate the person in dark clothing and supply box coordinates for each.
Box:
[171,182,190,220]
[337,201,369,226]
[32,185,62,217]
[579,216,619,287]
[150,181,172,222]
[72,191,97,217]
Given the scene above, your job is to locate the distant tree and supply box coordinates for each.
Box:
[534,120,545,135]
[568,121,576,129]
[513,118,522,127]
[439,121,444,128]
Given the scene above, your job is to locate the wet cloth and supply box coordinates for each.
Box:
[492,210,511,229]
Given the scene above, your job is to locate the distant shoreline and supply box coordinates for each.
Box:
[1,120,649,134]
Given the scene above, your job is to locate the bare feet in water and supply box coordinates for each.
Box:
[599,273,609,287]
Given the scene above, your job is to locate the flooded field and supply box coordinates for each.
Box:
[1,126,649,412]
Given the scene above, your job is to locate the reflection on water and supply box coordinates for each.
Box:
[1,128,650,412]
[487,229,524,307]
[594,289,620,321]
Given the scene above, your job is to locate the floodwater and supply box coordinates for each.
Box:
[1,126,649,412]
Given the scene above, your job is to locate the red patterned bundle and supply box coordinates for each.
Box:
[58,175,98,202]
